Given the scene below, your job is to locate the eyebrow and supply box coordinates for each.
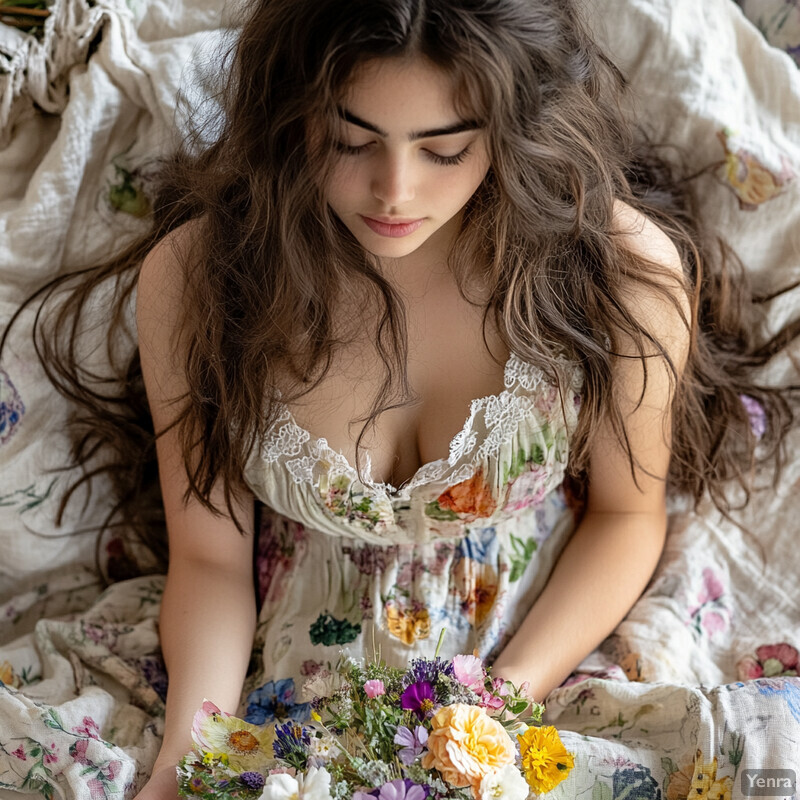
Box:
[338,107,481,140]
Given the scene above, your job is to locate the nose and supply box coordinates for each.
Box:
[371,152,416,206]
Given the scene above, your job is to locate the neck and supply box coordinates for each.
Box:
[376,211,462,295]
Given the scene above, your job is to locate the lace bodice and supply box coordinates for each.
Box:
[242,352,583,545]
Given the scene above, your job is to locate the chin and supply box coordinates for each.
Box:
[358,234,429,260]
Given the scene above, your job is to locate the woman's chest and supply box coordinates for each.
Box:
[282,289,509,488]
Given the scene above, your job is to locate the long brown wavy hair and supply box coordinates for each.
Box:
[2,0,798,573]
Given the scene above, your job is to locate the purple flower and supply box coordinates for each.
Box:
[240,772,265,790]
[740,394,767,439]
[403,657,453,688]
[272,721,311,770]
[400,681,435,719]
[353,784,430,800]
[394,725,428,764]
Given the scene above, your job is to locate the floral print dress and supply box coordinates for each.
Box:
[240,353,584,720]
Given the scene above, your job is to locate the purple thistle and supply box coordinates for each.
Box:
[403,657,453,688]
[400,681,436,719]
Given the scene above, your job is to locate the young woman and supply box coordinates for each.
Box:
[3,0,796,798]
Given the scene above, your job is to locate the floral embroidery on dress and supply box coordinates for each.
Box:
[244,678,310,724]
[242,353,583,703]
[250,353,582,543]
[308,612,361,646]
[427,467,497,521]
[384,601,432,645]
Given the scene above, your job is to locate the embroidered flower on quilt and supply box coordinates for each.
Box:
[737,641,798,680]
[717,127,796,210]
[687,567,731,640]
[0,367,25,445]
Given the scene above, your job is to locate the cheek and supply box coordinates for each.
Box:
[432,164,490,208]
[325,163,364,208]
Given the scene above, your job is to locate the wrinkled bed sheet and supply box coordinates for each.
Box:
[1,0,800,797]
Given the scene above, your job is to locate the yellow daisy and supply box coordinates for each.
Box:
[192,700,275,771]
[517,725,574,794]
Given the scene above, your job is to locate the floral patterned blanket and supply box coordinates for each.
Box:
[1,0,799,798]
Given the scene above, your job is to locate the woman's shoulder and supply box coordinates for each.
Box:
[138,219,203,291]
[611,198,682,274]
[136,219,206,367]
[608,198,691,363]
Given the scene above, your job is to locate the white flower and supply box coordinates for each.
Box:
[260,766,333,800]
[478,765,530,800]
[302,671,345,701]
[309,734,340,763]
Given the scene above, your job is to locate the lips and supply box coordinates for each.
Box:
[360,215,425,238]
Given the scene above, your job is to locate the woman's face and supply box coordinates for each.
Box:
[324,56,491,264]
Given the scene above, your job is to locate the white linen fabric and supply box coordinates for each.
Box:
[0,0,799,797]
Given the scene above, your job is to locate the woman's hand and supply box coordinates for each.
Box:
[134,762,181,800]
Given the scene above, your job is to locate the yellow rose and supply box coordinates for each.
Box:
[421,703,516,791]
[517,725,575,794]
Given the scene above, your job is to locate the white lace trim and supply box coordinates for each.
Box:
[503,354,547,392]
[257,353,581,497]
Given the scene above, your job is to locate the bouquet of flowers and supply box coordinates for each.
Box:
[177,646,575,800]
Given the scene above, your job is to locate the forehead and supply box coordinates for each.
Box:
[340,56,469,131]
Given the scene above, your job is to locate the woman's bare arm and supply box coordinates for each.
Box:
[492,202,691,700]
[135,227,257,794]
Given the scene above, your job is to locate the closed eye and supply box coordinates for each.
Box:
[334,141,472,166]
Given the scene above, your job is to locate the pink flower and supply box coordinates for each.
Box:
[71,739,91,765]
[87,778,105,800]
[364,679,386,698]
[452,654,485,692]
[756,643,798,670]
[300,660,323,677]
[737,656,764,681]
[73,716,101,739]
[478,690,505,711]
[697,568,724,605]
[492,677,511,696]
[84,624,105,645]
[11,746,26,760]
[701,611,728,637]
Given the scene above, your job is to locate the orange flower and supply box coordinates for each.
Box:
[437,468,497,519]
[517,725,574,794]
[0,660,20,689]
[421,703,516,791]
[385,604,431,645]
[453,559,498,628]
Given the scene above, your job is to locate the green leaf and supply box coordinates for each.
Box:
[424,500,459,521]
[592,779,613,800]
